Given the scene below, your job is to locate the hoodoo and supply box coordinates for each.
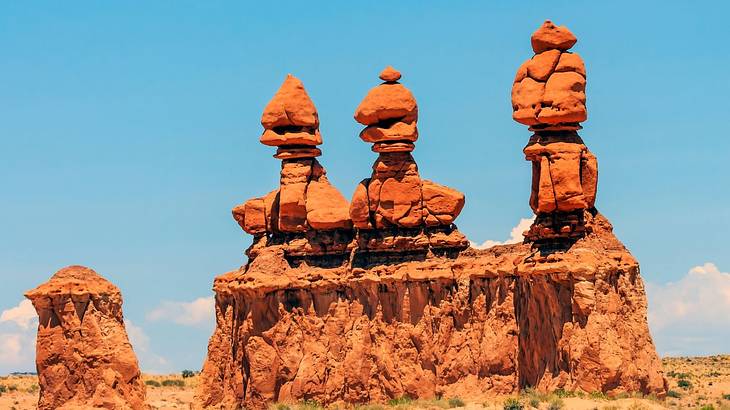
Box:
[25,265,146,410]
[512,20,597,241]
[197,37,665,409]
[350,67,468,252]
[232,74,353,258]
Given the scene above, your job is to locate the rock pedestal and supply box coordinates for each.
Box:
[512,21,598,242]
[25,265,146,410]
[350,67,468,252]
[233,74,353,259]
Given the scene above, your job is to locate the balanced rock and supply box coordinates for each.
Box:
[25,265,146,410]
[350,68,466,251]
[234,74,352,258]
[512,20,586,129]
[513,22,597,242]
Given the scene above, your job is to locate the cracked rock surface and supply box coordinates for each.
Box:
[196,213,666,409]
[25,265,146,410]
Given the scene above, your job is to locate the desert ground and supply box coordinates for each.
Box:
[0,356,727,410]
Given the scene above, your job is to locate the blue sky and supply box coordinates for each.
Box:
[1,1,729,373]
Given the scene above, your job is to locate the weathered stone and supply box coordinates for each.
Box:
[25,266,146,410]
[531,20,577,54]
[261,74,318,129]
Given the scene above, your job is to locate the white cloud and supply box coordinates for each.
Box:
[124,319,170,374]
[0,300,37,330]
[146,296,215,327]
[0,300,38,374]
[647,262,730,356]
[470,216,535,249]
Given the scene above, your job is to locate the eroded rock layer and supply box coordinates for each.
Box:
[25,265,146,410]
[196,214,666,409]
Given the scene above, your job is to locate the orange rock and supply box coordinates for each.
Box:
[277,160,311,232]
[421,180,465,225]
[350,179,372,229]
[25,266,146,410]
[379,65,402,82]
[354,83,418,125]
[274,146,322,159]
[360,120,418,143]
[260,129,322,147]
[512,77,544,126]
[531,20,577,53]
[555,52,586,77]
[261,74,319,129]
[371,141,415,153]
[306,176,353,230]
[527,49,561,81]
[538,71,587,124]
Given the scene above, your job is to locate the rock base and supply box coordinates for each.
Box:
[197,214,666,409]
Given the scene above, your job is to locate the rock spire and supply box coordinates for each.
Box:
[233,74,352,258]
[25,265,146,410]
[512,21,598,241]
[349,67,467,251]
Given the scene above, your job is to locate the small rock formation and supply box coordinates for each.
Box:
[350,67,467,252]
[233,74,353,258]
[25,265,146,410]
[511,20,598,241]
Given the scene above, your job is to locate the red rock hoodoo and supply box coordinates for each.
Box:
[197,51,665,408]
[233,74,353,258]
[25,265,146,410]
[512,20,597,241]
[350,67,468,252]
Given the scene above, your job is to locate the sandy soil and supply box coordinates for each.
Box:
[1,356,728,409]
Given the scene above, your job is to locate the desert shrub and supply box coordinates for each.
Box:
[666,390,681,398]
[181,369,195,378]
[161,379,184,387]
[387,396,413,406]
[589,391,608,400]
[145,380,161,387]
[26,384,39,393]
[528,397,540,408]
[503,397,524,410]
[0,384,6,393]
[354,405,385,410]
[553,388,575,398]
[7,384,17,392]
[677,379,692,389]
[698,405,715,410]
[273,404,291,410]
[547,398,564,410]
[447,397,465,408]
[299,399,323,410]
[723,393,730,400]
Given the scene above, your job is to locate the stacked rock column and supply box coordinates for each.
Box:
[511,21,598,242]
[350,67,467,252]
[232,74,352,258]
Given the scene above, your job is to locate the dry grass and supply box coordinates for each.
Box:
[1,356,729,410]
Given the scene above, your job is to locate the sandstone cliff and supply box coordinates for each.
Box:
[25,265,147,410]
[197,214,666,408]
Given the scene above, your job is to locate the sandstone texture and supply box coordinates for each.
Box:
[512,21,598,242]
[234,74,353,258]
[351,68,467,251]
[25,265,146,410]
[197,213,666,409]
[512,20,587,129]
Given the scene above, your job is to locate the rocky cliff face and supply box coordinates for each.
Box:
[25,265,146,410]
[197,214,666,408]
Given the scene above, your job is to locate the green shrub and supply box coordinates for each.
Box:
[722,393,730,400]
[677,379,692,389]
[274,404,292,410]
[26,384,39,393]
[698,405,715,410]
[547,398,564,410]
[553,389,575,398]
[503,397,524,410]
[181,369,195,378]
[161,379,184,387]
[145,380,161,387]
[387,396,413,406]
[666,390,681,398]
[589,391,608,400]
[528,397,540,408]
[447,397,465,408]
[299,399,323,410]
[0,384,6,394]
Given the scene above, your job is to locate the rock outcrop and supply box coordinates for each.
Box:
[512,20,598,241]
[233,74,353,258]
[197,56,665,408]
[350,67,468,252]
[197,215,665,409]
[25,265,146,410]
